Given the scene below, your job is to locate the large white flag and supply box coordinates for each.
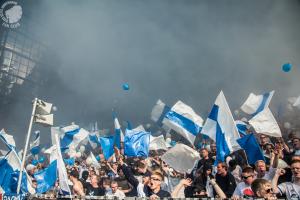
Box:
[248,108,282,137]
[161,143,200,173]
[163,101,203,145]
[150,135,168,151]
[241,91,274,116]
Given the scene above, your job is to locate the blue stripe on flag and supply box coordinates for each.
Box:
[60,128,80,148]
[165,111,201,136]
[157,105,171,126]
[253,92,270,116]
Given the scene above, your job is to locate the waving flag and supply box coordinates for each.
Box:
[151,99,171,127]
[201,91,240,163]
[241,91,274,116]
[30,131,40,155]
[124,129,150,157]
[150,135,168,151]
[0,129,16,150]
[248,108,282,137]
[99,136,114,160]
[0,150,35,194]
[89,132,100,149]
[237,133,265,164]
[235,120,249,137]
[59,124,89,150]
[163,101,203,145]
[34,99,53,126]
[34,160,57,194]
[114,115,124,149]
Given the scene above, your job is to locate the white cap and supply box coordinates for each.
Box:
[26,164,36,171]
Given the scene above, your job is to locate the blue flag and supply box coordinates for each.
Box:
[124,129,150,157]
[99,136,114,160]
[34,160,57,194]
[236,133,265,165]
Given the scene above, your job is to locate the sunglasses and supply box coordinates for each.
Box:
[151,177,161,182]
[242,175,252,180]
[265,188,273,194]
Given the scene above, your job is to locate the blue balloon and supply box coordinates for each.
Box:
[39,156,45,163]
[122,83,130,90]
[170,141,177,147]
[32,159,38,166]
[30,146,40,155]
[282,63,292,72]
[96,155,100,161]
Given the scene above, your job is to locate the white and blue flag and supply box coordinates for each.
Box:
[162,101,203,145]
[59,124,89,150]
[89,132,100,149]
[201,91,241,163]
[34,160,57,194]
[114,115,124,148]
[151,99,171,127]
[0,150,35,194]
[235,120,249,137]
[30,131,40,155]
[0,129,16,150]
[241,90,274,116]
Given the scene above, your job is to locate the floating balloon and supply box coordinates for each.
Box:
[79,145,85,153]
[170,141,177,147]
[122,83,130,90]
[32,160,38,166]
[96,155,100,161]
[284,122,291,129]
[30,146,40,155]
[52,106,57,111]
[282,63,292,72]
[39,156,45,163]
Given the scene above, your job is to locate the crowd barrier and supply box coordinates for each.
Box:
[0,194,290,200]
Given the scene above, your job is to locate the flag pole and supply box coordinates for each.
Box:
[17,97,38,194]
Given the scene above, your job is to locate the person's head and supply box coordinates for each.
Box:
[228,159,237,170]
[259,134,269,145]
[216,162,228,176]
[292,155,300,162]
[90,174,100,186]
[242,166,255,185]
[210,143,216,153]
[203,164,212,177]
[193,185,207,198]
[292,138,300,150]
[81,170,89,181]
[112,162,118,171]
[200,148,209,159]
[69,170,79,182]
[137,161,147,174]
[102,178,111,190]
[251,179,275,199]
[264,143,274,154]
[255,160,266,174]
[26,164,36,175]
[150,171,163,191]
[291,160,300,180]
[110,181,119,193]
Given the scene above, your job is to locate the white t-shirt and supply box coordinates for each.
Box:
[255,167,277,181]
[278,182,300,200]
[233,182,253,197]
[106,189,126,199]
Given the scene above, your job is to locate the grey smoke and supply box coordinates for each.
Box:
[2,0,300,146]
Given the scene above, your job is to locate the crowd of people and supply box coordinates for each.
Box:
[22,129,300,200]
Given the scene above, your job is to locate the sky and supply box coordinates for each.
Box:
[2,0,300,146]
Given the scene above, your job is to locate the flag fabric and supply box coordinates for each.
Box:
[52,133,72,195]
[124,129,150,157]
[163,101,203,145]
[89,132,100,149]
[236,133,265,164]
[126,121,132,130]
[114,116,124,149]
[151,99,171,127]
[201,91,241,163]
[0,150,35,194]
[240,91,274,116]
[99,136,114,160]
[34,99,53,126]
[161,143,200,173]
[34,160,57,194]
[149,135,168,151]
[89,152,100,168]
[34,114,53,126]
[30,131,40,155]
[0,129,16,150]
[248,108,282,137]
[235,120,248,137]
[59,124,89,150]
[293,95,300,108]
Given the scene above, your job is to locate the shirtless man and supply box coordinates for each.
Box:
[69,170,85,196]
